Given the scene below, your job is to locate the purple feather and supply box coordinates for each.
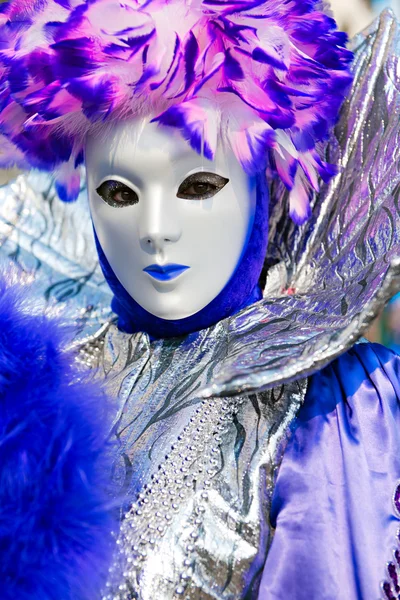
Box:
[54,0,72,8]
[51,37,99,78]
[153,100,217,160]
[67,76,115,121]
[252,46,288,70]
[0,0,353,221]
[223,49,244,80]
[150,34,181,90]
[184,30,199,91]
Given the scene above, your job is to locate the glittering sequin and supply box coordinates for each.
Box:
[381,483,400,599]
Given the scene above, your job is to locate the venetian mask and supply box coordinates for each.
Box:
[86,117,258,322]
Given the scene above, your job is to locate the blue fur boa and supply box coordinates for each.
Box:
[0,270,115,599]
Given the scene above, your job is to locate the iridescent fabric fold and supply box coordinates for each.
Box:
[259,343,400,600]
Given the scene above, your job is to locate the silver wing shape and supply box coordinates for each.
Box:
[1,11,398,396]
[202,9,400,398]
[0,172,113,335]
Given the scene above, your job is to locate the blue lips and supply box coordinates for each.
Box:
[143,263,190,281]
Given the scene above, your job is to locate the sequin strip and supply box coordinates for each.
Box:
[381,482,400,599]
[103,394,244,599]
[71,320,111,368]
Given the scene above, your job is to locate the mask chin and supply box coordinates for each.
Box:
[95,174,269,339]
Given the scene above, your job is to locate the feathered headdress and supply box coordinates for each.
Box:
[0,0,352,223]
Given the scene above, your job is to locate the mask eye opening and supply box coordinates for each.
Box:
[177,172,229,200]
[96,179,139,208]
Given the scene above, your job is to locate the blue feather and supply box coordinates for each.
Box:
[0,268,116,600]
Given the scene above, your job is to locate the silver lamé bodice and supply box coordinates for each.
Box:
[78,321,307,600]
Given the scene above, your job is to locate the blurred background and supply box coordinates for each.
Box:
[330,0,399,36]
[0,0,399,347]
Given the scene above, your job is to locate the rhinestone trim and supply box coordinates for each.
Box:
[103,394,243,599]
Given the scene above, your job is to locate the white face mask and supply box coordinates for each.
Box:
[86,118,257,320]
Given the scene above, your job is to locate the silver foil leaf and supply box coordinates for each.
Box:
[201,10,400,398]
[0,172,113,336]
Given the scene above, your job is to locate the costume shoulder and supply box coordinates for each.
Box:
[0,268,115,600]
[200,9,400,400]
[259,341,400,600]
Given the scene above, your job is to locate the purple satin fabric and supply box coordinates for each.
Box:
[259,342,400,600]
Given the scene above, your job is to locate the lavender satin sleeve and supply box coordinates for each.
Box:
[259,342,400,600]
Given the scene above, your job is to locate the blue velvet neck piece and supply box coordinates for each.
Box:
[95,174,269,339]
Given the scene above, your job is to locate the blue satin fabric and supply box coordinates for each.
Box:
[259,342,400,599]
[94,174,269,338]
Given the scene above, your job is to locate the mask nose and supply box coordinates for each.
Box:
[139,187,181,255]
[142,231,179,253]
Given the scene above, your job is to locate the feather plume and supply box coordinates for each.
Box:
[0,267,116,600]
[0,0,353,219]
